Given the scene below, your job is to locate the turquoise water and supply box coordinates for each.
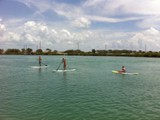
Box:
[0,55,160,120]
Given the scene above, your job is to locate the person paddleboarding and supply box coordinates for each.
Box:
[119,66,126,73]
[38,56,42,66]
[62,58,67,70]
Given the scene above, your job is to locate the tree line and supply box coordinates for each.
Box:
[1,48,160,57]
[0,48,58,55]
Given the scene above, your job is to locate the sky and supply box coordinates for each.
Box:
[0,0,160,51]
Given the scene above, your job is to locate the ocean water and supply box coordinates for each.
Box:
[0,55,160,120]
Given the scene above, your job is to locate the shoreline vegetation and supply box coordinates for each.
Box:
[1,48,160,57]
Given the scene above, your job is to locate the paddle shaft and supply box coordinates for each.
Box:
[37,57,47,66]
[41,62,47,66]
[56,61,62,70]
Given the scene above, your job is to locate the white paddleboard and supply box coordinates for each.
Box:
[121,72,139,75]
[31,66,49,69]
[53,69,76,72]
[112,70,139,75]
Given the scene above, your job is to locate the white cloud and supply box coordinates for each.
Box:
[109,27,160,51]
[13,0,160,28]
[0,23,21,46]
[15,0,143,25]
[22,21,56,46]
[0,24,6,33]
[61,29,71,36]
[82,0,160,29]
[87,15,145,23]
[73,17,91,28]
[121,0,160,15]
[130,27,160,51]
[1,19,160,51]
[83,0,160,16]
[0,20,93,49]
[5,32,21,42]
[136,16,160,29]
[0,20,91,49]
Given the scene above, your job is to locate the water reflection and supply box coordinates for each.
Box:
[38,68,41,73]
[63,72,67,80]
[122,74,126,79]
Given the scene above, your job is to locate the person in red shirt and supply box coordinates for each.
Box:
[119,66,126,73]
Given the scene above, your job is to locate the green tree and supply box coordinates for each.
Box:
[92,49,96,54]
[5,49,21,55]
[21,48,26,54]
[0,49,4,54]
[46,48,52,52]
[36,49,43,55]
[26,48,33,55]
[53,50,58,54]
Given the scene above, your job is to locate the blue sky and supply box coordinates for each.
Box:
[0,0,160,51]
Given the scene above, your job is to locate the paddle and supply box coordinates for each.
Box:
[56,61,62,70]
[41,62,47,66]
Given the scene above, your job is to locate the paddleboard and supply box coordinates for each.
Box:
[112,70,139,75]
[31,66,49,69]
[112,70,119,74]
[53,69,76,72]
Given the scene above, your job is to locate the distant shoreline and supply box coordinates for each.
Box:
[1,48,160,57]
[1,54,160,58]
